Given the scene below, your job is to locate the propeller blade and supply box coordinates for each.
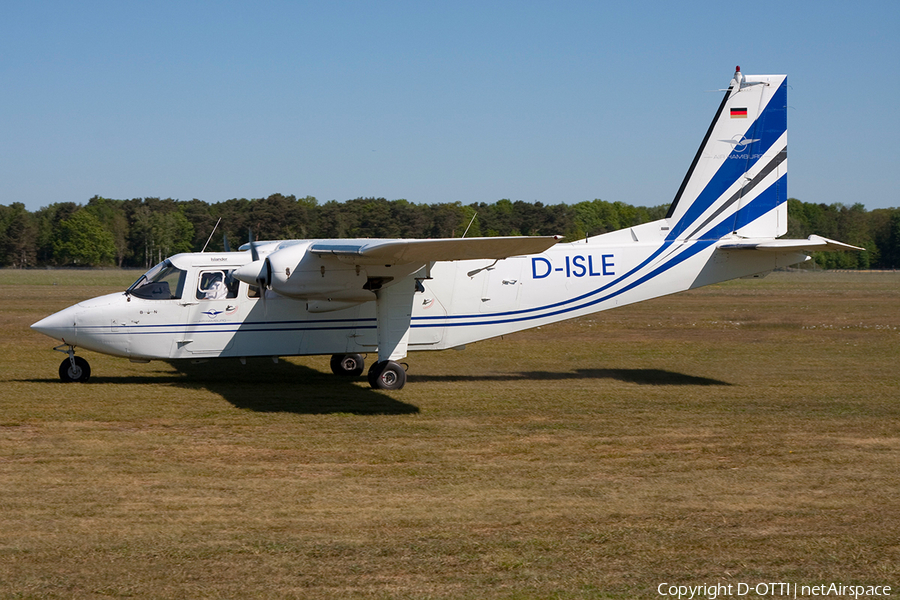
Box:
[256,257,270,314]
[258,279,268,314]
[249,229,259,262]
[223,233,231,253]
[233,234,269,314]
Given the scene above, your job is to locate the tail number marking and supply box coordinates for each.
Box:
[532,255,615,279]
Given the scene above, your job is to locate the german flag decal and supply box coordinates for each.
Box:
[730,107,748,118]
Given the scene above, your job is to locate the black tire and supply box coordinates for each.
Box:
[367,360,406,390]
[330,353,365,377]
[59,356,91,383]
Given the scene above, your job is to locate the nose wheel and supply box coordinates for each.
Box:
[59,356,91,383]
[54,344,91,383]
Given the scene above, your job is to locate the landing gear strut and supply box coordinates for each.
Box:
[330,353,365,377]
[367,360,406,390]
[55,344,91,383]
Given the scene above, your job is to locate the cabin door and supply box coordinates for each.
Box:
[184,268,241,354]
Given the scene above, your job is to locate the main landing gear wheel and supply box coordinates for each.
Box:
[59,356,91,383]
[330,353,365,377]
[367,360,406,390]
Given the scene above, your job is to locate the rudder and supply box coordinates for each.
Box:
[666,67,788,241]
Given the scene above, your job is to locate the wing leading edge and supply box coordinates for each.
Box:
[309,236,561,265]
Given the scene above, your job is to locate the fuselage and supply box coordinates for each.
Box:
[30,219,808,363]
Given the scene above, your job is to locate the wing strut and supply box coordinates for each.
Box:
[374,277,416,363]
[365,277,418,390]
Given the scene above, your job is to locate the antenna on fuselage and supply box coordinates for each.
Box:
[201,217,222,253]
[462,212,477,238]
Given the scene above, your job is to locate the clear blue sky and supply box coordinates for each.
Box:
[2,1,898,212]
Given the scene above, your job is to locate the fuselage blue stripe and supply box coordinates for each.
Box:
[413,239,715,328]
[79,324,377,336]
[412,240,676,323]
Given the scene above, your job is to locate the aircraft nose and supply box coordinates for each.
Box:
[31,307,78,343]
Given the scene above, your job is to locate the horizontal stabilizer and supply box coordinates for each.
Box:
[718,235,864,253]
[310,236,561,265]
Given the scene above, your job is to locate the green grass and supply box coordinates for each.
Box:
[0,268,141,288]
[1,269,898,598]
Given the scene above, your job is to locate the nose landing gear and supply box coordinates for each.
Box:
[55,344,91,383]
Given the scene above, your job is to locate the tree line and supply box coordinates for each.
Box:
[1,195,898,270]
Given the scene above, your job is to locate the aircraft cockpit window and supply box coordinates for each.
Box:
[197,270,239,300]
[127,260,187,300]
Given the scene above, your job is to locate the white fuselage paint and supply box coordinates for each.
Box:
[35,220,807,363]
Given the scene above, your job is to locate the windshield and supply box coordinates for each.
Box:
[127,260,187,300]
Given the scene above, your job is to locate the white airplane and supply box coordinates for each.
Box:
[32,67,860,390]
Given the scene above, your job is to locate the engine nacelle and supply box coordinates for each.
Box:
[236,241,375,303]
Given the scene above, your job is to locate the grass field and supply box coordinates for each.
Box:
[1,269,898,599]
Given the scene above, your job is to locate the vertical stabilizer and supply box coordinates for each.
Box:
[666,67,788,241]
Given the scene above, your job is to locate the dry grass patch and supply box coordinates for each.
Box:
[0,269,898,598]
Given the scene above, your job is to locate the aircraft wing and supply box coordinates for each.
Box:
[718,235,864,253]
[309,235,561,265]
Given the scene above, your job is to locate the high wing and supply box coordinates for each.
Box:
[309,236,561,265]
[233,235,562,291]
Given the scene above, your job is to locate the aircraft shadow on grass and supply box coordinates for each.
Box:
[20,359,420,416]
[413,368,732,386]
[20,364,728,415]
[167,359,421,415]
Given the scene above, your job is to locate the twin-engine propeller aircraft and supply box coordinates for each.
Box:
[32,67,860,390]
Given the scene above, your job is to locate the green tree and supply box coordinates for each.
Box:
[86,196,129,266]
[33,202,79,265]
[53,209,116,266]
[0,203,38,267]
[180,198,218,252]
[872,209,900,269]
[122,199,195,267]
[151,209,194,257]
[429,202,471,238]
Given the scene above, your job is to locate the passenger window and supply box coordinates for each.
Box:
[197,270,239,300]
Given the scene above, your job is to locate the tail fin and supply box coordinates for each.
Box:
[666,67,788,241]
